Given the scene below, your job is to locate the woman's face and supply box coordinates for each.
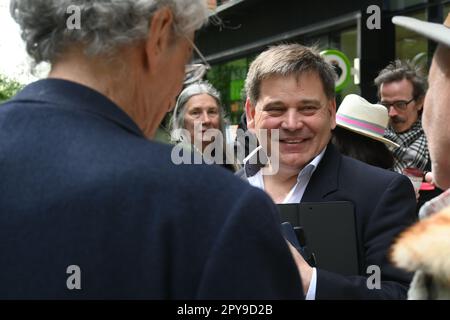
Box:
[183,93,221,150]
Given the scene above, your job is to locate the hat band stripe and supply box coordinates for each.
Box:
[336,114,385,135]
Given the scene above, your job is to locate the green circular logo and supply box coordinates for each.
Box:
[320,50,352,92]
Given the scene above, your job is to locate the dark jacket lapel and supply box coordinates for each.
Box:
[301,143,340,202]
[235,168,248,181]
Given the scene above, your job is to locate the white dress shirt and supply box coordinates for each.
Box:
[243,146,327,299]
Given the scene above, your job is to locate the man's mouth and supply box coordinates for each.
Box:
[391,117,405,124]
[280,138,307,144]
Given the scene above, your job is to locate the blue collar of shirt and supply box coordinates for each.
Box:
[12,78,144,137]
[297,147,326,182]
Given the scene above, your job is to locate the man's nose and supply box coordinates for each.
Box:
[388,106,399,117]
[281,110,302,131]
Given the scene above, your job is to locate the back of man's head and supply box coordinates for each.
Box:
[10,0,209,65]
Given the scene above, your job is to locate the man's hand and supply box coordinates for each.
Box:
[286,241,313,294]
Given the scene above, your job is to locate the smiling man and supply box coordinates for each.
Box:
[237,44,418,299]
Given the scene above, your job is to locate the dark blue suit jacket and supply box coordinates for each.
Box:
[302,144,416,299]
[0,79,303,299]
[237,144,417,299]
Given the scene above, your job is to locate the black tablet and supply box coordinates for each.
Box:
[277,201,359,276]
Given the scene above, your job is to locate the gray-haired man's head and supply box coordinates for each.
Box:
[10,0,208,64]
[10,0,210,138]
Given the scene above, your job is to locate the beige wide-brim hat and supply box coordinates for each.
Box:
[392,15,450,48]
[336,94,399,148]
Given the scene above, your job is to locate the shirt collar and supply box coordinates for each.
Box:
[243,146,269,178]
[243,145,327,179]
[300,146,326,181]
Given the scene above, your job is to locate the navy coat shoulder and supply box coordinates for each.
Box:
[0,79,303,299]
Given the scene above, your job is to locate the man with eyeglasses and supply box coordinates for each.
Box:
[374,60,430,174]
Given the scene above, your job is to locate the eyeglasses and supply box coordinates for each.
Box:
[379,98,415,111]
[184,36,211,85]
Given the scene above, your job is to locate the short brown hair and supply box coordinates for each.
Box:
[374,60,428,100]
[244,44,337,104]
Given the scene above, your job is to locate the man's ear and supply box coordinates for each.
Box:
[416,95,425,111]
[143,7,174,74]
[245,98,257,134]
[329,98,337,130]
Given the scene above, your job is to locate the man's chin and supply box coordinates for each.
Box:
[390,119,407,129]
[392,124,409,133]
[279,156,308,172]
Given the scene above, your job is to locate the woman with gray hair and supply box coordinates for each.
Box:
[171,81,239,171]
[0,0,305,299]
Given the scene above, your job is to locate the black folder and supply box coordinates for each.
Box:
[277,201,359,276]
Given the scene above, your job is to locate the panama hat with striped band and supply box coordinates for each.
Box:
[336,94,399,148]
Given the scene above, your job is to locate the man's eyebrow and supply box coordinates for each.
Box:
[268,99,321,106]
[260,99,322,110]
[380,99,408,102]
[262,101,286,109]
[299,99,321,106]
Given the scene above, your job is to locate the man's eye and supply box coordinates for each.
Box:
[302,106,317,113]
[266,108,284,113]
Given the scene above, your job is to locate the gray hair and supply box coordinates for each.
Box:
[170,81,239,170]
[171,81,226,137]
[374,60,428,100]
[245,44,337,104]
[10,0,209,64]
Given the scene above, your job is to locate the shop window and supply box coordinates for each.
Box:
[335,28,360,99]
[207,57,252,125]
[444,2,450,19]
[304,26,360,104]
[395,10,428,70]
[387,0,427,11]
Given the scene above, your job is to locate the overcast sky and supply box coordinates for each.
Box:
[0,0,48,83]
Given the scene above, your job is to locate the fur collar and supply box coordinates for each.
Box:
[391,206,450,283]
